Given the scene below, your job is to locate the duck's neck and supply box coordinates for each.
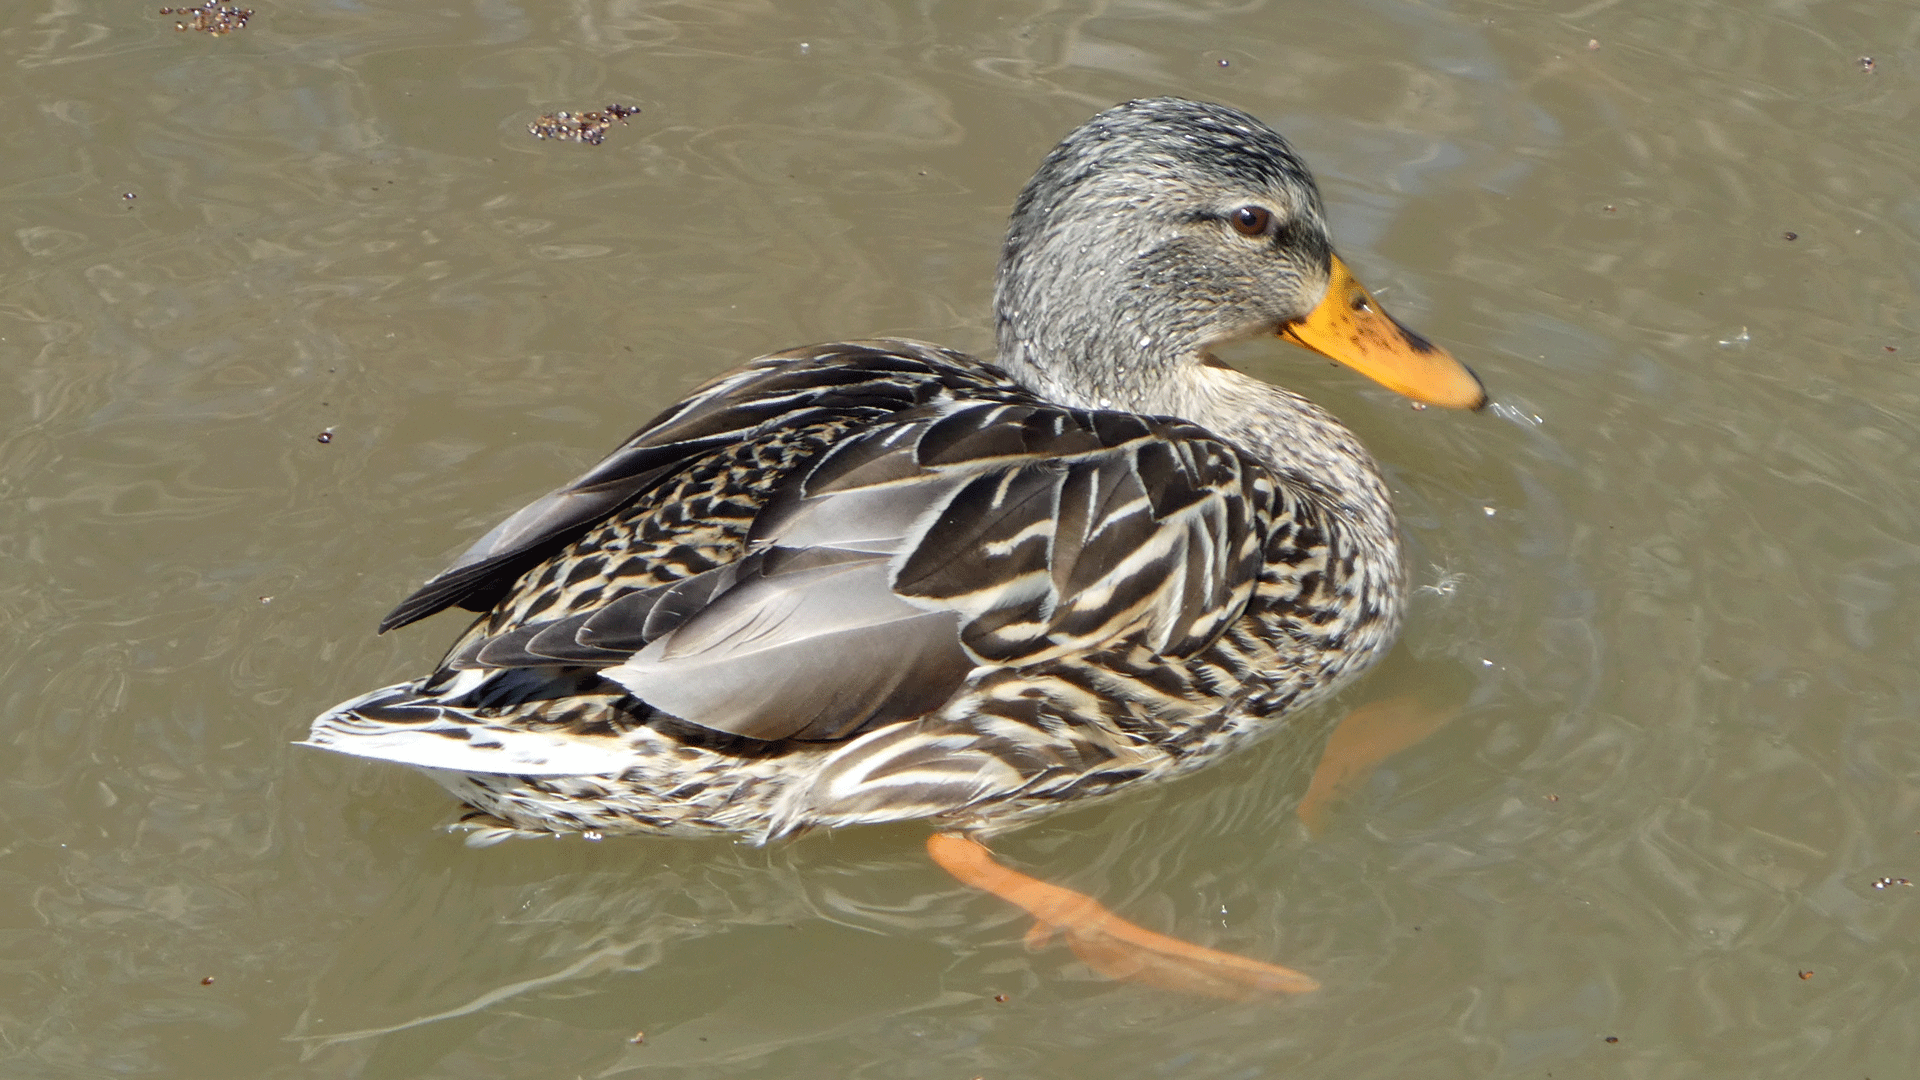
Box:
[1174,360,1398,553]
[1173,362,1407,668]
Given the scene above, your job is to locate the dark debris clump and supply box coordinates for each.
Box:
[529,105,641,146]
[159,4,253,35]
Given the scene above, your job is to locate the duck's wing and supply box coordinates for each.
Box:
[378,341,1009,633]
[761,400,1273,667]
[448,397,1275,744]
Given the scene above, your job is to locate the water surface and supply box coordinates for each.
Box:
[3,1,1918,1077]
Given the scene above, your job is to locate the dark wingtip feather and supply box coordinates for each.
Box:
[377,555,528,633]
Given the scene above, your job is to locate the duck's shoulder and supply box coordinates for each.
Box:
[730,339,1027,400]
[379,340,1027,632]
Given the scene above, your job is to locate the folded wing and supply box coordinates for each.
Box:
[403,347,1275,747]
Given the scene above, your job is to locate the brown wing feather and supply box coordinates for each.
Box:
[379,342,1019,632]
[397,345,1273,749]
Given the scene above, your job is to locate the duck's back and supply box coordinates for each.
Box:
[378,341,1030,634]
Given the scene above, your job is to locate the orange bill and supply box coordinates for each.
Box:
[1278,253,1486,409]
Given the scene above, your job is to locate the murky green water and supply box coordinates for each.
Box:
[4,1,1918,1076]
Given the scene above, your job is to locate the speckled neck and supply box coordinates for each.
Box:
[1175,362,1400,584]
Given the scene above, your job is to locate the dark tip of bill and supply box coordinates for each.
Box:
[1463,363,1490,411]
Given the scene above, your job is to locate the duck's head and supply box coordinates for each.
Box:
[992,98,1485,415]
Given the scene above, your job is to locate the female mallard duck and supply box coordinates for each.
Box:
[307,97,1484,998]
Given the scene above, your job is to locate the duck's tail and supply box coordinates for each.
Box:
[300,672,635,777]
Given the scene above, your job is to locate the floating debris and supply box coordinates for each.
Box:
[529,104,641,146]
[1871,876,1911,889]
[1783,231,1798,241]
[160,4,253,35]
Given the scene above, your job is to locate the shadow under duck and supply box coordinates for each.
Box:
[306,97,1485,998]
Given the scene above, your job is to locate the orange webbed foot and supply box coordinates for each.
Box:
[1296,693,1460,837]
[927,833,1317,1000]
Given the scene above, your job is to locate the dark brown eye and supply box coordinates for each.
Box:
[1228,206,1272,237]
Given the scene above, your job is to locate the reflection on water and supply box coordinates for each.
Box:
[3,0,1919,1077]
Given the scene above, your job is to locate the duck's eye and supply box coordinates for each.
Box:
[1228,206,1273,237]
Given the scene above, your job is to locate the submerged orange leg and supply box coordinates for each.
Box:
[1295,694,1460,837]
[927,833,1318,1000]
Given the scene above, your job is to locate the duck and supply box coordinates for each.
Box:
[305,97,1485,999]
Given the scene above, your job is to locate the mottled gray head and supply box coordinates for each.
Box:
[993,98,1336,411]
